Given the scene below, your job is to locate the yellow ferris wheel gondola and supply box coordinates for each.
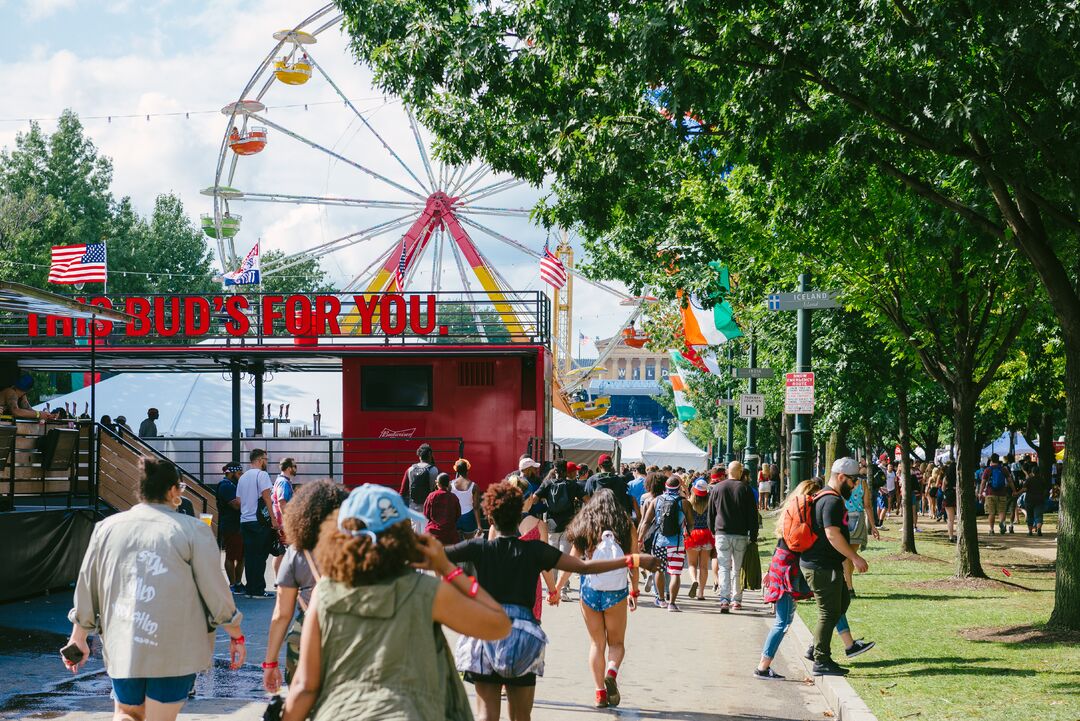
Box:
[567,387,611,421]
[274,54,313,85]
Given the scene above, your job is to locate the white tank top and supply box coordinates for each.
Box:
[451,479,474,514]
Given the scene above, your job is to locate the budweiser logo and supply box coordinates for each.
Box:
[379,427,416,439]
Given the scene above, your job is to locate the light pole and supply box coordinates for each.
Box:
[789,273,814,485]
[744,329,758,484]
[725,344,736,463]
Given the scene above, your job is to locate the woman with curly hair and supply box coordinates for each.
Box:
[282,486,510,721]
[447,481,658,721]
[262,480,349,694]
[553,489,642,709]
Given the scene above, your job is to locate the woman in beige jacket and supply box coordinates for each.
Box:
[63,458,246,721]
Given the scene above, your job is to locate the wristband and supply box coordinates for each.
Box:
[261,661,279,669]
[629,589,640,598]
[625,555,633,569]
[443,566,465,583]
[468,576,480,598]
[231,634,245,644]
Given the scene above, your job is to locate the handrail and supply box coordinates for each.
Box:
[104,424,217,515]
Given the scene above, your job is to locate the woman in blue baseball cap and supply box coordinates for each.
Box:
[281,484,509,721]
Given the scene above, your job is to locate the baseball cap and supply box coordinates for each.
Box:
[14,374,33,391]
[566,462,579,473]
[222,462,243,473]
[518,457,541,472]
[665,476,681,489]
[597,454,612,466]
[831,457,862,478]
[692,479,709,497]
[338,484,425,537]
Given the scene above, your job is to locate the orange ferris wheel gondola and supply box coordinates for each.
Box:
[229,126,268,156]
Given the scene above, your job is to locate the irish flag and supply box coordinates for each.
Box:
[680,263,742,346]
[668,350,698,421]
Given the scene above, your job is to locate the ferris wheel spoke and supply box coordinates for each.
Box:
[406,109,439,190]
[456,216,634,301]
[451,163,491,196]
[304,50,430,194]
[310,12,344,36]
[456,206,534,218]
[235,192,427,210]
[342,242,399,292]
[461,177,528,204]
[246,111,427,200]
[263,213,419,273]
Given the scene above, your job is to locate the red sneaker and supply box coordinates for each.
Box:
[595,689,609,708]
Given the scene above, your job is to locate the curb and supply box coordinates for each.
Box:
[789,609,879,721]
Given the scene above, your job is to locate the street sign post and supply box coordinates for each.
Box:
[734,367,775,379]
[784,372,815,414]
[739,393,765,419]
[766,291,840,311]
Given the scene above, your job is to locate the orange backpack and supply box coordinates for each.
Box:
[780,488,840,552]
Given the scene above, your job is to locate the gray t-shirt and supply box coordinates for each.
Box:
[237,468,272,523]
[276,547,317,608]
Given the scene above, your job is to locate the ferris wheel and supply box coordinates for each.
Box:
[201,3,643,410]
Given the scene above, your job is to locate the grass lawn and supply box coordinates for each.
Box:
[779,514,1079,721]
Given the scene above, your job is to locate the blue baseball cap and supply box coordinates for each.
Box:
[14,374,33,391]
[338,484,425,537]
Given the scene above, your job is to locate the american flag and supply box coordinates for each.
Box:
[394,240,407,290]
[49,243,107,284]
[540,241,568,289]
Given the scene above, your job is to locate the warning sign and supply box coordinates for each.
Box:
[785,372,815,414]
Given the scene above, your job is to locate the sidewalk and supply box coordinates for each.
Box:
[2,581,838,720]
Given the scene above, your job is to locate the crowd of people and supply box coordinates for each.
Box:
[59,433,1065,720]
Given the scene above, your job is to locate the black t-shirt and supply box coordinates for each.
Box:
[584,472,633,514]
[216,478,241,533]
[799,491,848,571]
[446,536,562,608]
[534,477,584,531]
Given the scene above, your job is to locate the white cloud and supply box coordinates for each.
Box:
[22,0,77,22]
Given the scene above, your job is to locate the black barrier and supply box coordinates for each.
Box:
[1,508,98,602]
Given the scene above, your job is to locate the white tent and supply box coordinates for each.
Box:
[552,409,618,467]
[642,426,708,470]
[618,428,663,464]
[36,371,343,437]
[981,431,1038,459]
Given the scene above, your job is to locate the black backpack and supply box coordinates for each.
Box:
[547,480,574,520]
[407,462,436,506]
[657,494,682,537]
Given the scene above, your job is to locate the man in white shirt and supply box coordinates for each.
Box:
[884,462,897,516]
[237,448,278,598]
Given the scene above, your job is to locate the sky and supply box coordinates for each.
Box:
[0,0,629,354]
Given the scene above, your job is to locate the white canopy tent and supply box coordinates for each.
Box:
[552,409,619,467]
[618,428,663,464]
[981,431,1038,459]
[36,371,342,436]
[642,426,708,470]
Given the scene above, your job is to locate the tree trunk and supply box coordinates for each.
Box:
[824,423,849,475]
[1038,411,1055,482]
[1048,327,1080,630]
[921,420,940,464]
[896,380,918,554]
[953,383,986,578]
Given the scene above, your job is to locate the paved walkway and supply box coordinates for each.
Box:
[2,578,834,721]
[898,515,1058,562]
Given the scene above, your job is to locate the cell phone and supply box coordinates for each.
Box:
[60,641,85,664]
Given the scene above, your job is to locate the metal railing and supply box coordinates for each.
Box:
[125,429,465,487]
[1,418,93,510]
[0,291,551,348]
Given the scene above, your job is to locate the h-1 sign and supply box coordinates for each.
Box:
[739,393,765,419]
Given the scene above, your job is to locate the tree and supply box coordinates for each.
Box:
[340,0,1080,626]
[258,250,334,294]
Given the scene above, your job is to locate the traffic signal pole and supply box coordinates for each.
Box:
[789,273,814,485]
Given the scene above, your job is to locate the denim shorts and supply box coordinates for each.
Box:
[581,582,629,612]
[111,674,196,705]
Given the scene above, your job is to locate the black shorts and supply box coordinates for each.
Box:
[463,671,537,688]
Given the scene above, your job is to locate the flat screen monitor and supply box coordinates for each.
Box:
[361,365,433,411]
